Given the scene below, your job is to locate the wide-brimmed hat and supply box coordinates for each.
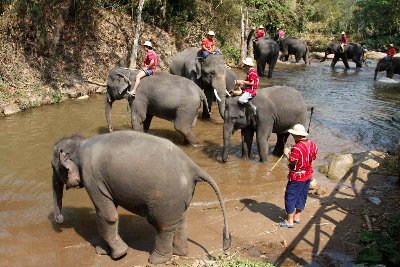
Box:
[258,25,264,29]
[143,41,152,48]
[389,44,394,47]
[242,57,254,67]
[207,31,215,36]
[341,31,345,35]
[288,124,308,136]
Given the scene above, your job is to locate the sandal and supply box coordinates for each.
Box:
[278,221,294,228]
[294,220,301,224]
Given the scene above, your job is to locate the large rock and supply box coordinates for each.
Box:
[319,152,366,181]
[3,104,21,115]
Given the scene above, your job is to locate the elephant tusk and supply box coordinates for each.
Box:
[214,89,222,102]
[225,90,231,96]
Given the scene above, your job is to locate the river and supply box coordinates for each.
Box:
[0,60,399,265]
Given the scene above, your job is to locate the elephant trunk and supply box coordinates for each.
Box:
[222,120,234,163]
[212,76,227,119]
[52,169,64,224]
[374,69,378,80]
[320,51,328,62]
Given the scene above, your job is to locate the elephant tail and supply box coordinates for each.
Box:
[200,90,210,116]
[195,170,231,251]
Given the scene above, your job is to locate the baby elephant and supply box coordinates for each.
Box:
[51,131,231,264]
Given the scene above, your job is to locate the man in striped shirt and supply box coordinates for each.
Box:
[279,124,318,228]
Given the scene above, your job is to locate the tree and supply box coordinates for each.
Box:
[130,0,146,69]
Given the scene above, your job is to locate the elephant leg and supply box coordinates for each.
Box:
[172,215,189,256]
[131,102,147,132]
[149,225,175,264]
[241,128,254,159]
[105,97,114,132]
[143,114,154,133]
[343,57,350,69]
[273,132,290,156]
[331,57,339,68]
[95,201,128,259]
[256,124,272,163]
[203,88,213,114]
[268,61,276,78]
[174,112,200,146]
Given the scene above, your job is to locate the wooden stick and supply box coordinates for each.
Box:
[266,154,285,176]
[364,214,372,231]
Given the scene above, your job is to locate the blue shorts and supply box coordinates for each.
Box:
[284,179,311,214]
[144,69,154,76]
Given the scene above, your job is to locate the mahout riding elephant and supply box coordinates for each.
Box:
[277,37,309,64]
[169,47,238,118]
[51,131,231,264]
[105,66,208,145]
[320,42,364,69]
[253,37,280,77]
[222,86,308,163]
[374,57,400,80]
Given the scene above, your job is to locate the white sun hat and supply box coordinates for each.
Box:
[389,44,394,47]
[259,25,264,29]
[288,124,309,136]
[207,31,215,36]
[242,57,254,67]
[143,41,152,47]
[341,31,345,35]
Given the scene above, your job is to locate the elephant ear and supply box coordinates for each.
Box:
[194,58,203,80]
[116,73,131,95]
[59,149,81,188]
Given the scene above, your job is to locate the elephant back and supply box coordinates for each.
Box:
[170,47,200,77]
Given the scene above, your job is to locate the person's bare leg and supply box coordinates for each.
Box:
[286,212,295,225]
[131,71,146,95]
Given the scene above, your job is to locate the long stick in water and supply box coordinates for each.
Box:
[266,154,285,176]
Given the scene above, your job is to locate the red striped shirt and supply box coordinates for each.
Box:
[288,140,318,181]
[256,29,265,39]
[243,67,259,97]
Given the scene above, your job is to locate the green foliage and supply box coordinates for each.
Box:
[357,214,400,266]
[220,44,240,66]
[216,256,275,267]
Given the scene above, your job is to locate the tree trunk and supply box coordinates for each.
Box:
[240,6,246,65]
[129,0,146,69]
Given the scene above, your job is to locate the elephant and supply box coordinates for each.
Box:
[253,37,280,77]
[105,66,208,145]
[51,131,231,264]
[277,37,309,64]
[169,47,238,118]
[320,42,365,69]
[374,57,400,80]
[222,86,308,163]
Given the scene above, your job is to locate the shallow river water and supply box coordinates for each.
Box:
[0,60,399,265]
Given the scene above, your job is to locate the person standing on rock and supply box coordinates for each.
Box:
[129,41,158,97]
[279,124,318,228]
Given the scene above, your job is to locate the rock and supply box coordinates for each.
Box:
[3,104,21,115]
[309,178,318,190]
[365,51,386,60]
[95,87,106,94]
[68,91,79,98]
[77,95,89,100]
[367,196,381,205]
[320,153,355,181]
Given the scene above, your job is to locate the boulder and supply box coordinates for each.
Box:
[77,95,89,100]
[319,152,367,181]
[3,104,21,115]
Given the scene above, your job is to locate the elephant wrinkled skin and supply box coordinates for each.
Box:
[169,47,237,118]
[51,131,231,264]
[321,42,365,69]
[253,38,280,77]
[222,86,308,163]
[105,67,208,145]
[374,57,400,80]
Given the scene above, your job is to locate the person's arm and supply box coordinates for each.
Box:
[145,59,155,70]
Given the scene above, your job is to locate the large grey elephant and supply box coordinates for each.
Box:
[105,66,208,145]
[277,37,309,64]
[222,86,308,163]
[51,131,231,264]
[169,47,238,118]
[320,42,364,69]
[374,57,400,80]
[253,37,280,77]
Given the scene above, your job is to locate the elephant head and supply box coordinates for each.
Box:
[197,54,228,118]
[222,97,251,163]
[321,42,341,62]
[51,136,83,224]
[374,58,392,80]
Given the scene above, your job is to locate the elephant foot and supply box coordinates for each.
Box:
[95,243,110,256]
[148,249,173,264]
[110,239,128,260]
[202,113,211,119]
[173,243,189,256]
